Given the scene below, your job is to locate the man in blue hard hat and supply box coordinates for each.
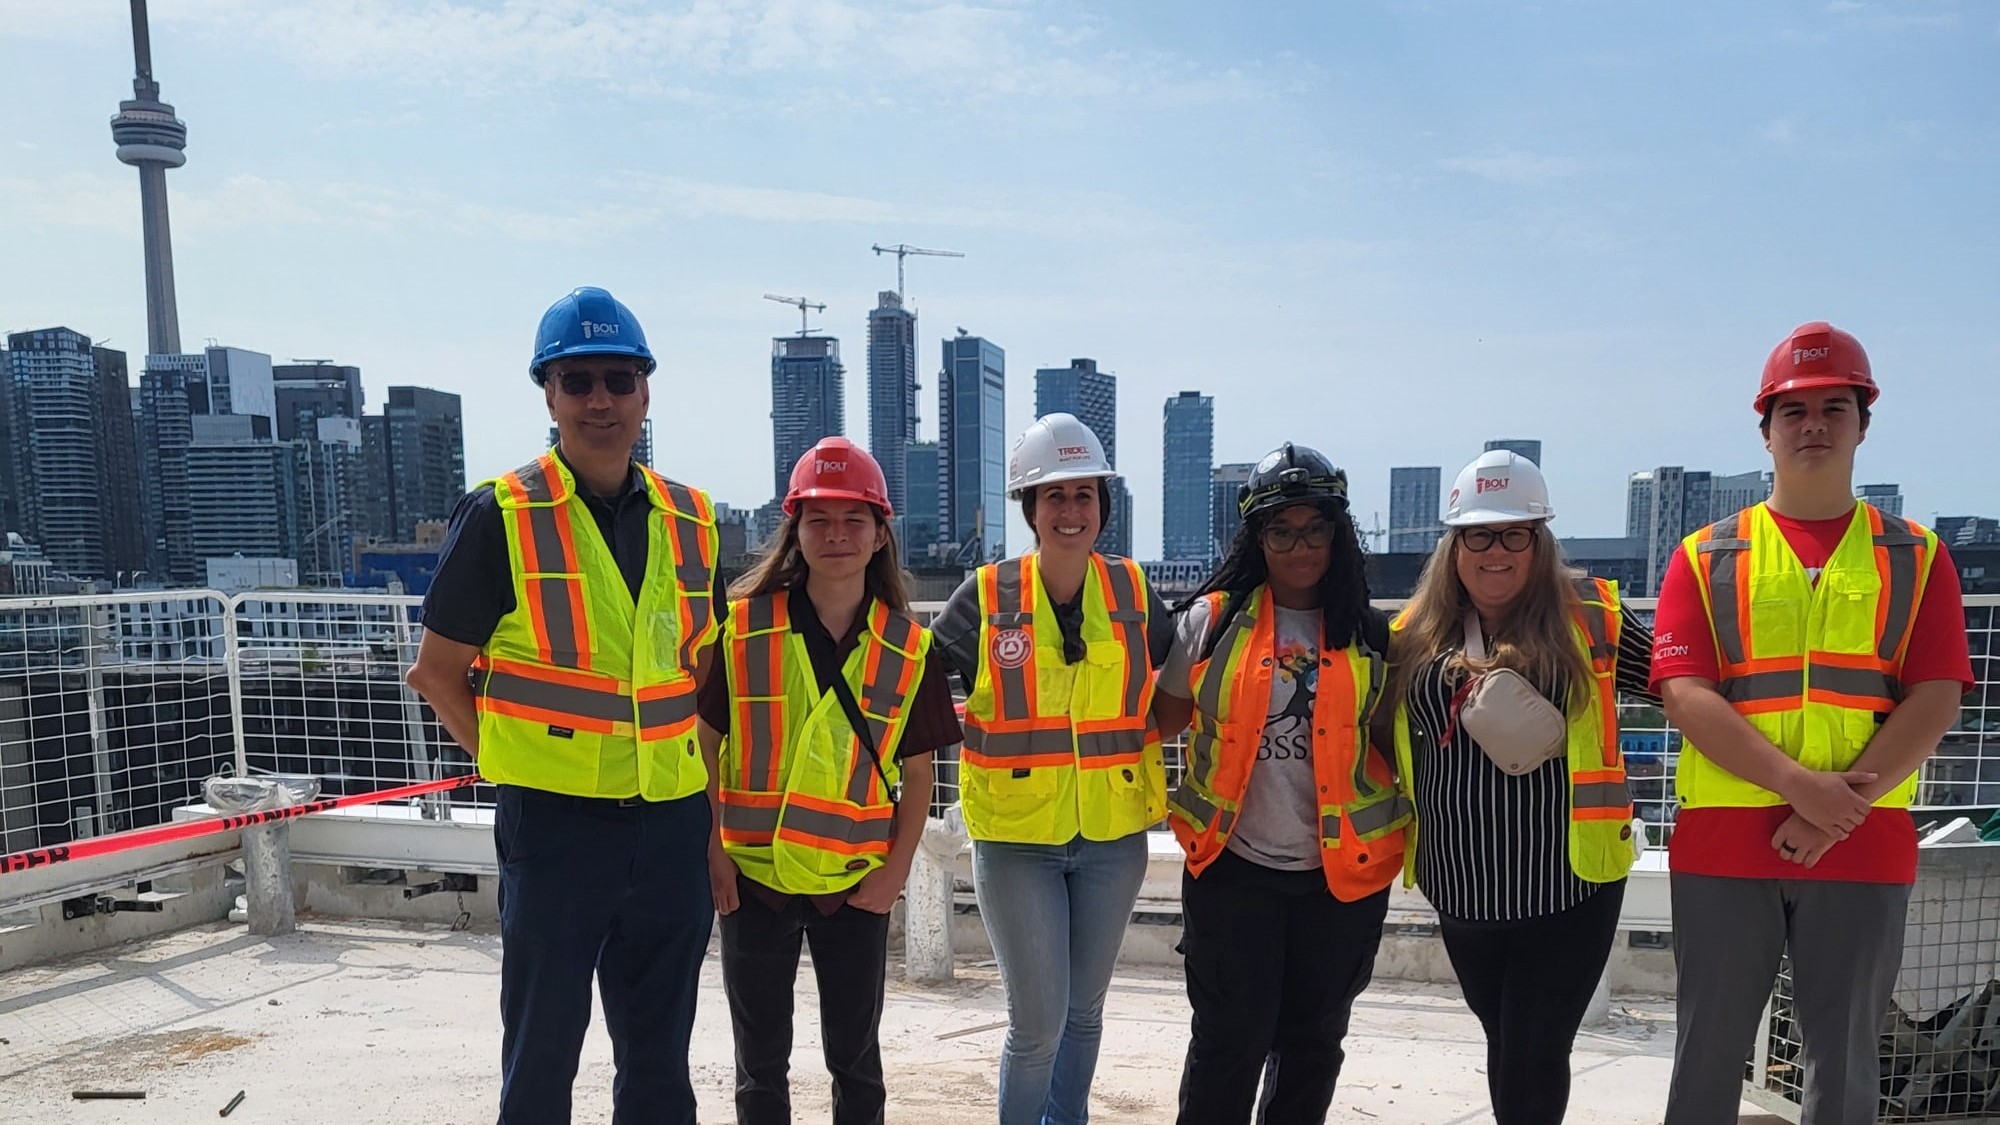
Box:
[408,286,724,1124]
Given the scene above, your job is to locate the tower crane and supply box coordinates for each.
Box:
[762,293,825,336]
[869,243,963,298]
[1362,511,1390,551]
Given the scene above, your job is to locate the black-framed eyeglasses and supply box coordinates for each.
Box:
[1460,526,1535,553]
[1263,522,1334,552]
[555,369,644,397]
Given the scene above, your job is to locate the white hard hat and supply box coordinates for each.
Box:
[1007,413,1112,498]
[1443,450,1555,526]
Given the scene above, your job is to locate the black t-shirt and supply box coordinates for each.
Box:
[929,559,1176,692]
[420,450,723,647]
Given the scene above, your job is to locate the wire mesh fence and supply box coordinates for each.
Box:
[1,591,1995,870]
[0,591,232,856]
[1750,846,2000,1121]
[228,591,481,816]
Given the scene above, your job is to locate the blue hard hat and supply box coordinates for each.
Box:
[529,286,657,384]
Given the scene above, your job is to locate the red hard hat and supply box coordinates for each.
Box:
[1755,321,1878,413]
[783,437,892,517]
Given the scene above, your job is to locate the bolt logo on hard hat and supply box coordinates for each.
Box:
[784,437,891,517]
[530,287,657,385]
[1444,450,1553,527]
[1755,321,1877,413]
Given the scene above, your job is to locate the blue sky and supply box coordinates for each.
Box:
[2,0,1995,557]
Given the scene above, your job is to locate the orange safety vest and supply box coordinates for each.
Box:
[958,553,1166,844]
[472,452,718,801]
[717,592,929,893]
[1166,586,1410,901]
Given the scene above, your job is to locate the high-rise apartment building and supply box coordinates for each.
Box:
[1484,438,1543,468]
[939,334,1005,564]
[867,292,919,516]
[1856,483,1904,517]
[1162,392,1214,561]
[771,334,844,498]
[1035,358,1129,556]
[361,387,465,542]
[1388,466,1444,554]
[0,329,148,580]
[1211,463,1256,556]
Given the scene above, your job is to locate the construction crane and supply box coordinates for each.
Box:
[1362,511,1390,552]
[870,243,964,298]
[762,293,825,336]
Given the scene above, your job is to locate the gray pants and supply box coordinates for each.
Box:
[1665,873,1911,1125]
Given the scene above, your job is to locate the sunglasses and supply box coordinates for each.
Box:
[554,369,644,397]
[1460,526,1536,553]
[1262,522,1334,552]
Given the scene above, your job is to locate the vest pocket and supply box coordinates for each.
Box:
[966,764,1062,841]
[1567,820,1631,883]
[1078,760,1152,839]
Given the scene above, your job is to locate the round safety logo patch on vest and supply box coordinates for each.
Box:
[990,628,1032,670]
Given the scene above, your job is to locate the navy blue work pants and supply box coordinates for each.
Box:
[494,784,713,1125]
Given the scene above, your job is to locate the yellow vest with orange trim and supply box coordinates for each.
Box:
[1391,577,1636,886]
[716,592,931,894]
[959,553,1166,845]
[1166,586,1411,902]
[1676,502,1938,810]
[472,452,719,801]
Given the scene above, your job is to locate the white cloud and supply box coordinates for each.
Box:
[42,0,1285,109]
[1,166,1170,246]
[1440,150,1592,184]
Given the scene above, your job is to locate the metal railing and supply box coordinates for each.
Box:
[1,592,1994,863]
[914,596,2000,844]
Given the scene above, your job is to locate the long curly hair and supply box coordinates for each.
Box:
[1179,499,1373,660]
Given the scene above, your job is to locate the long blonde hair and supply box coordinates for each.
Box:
[1386,524,1593,715]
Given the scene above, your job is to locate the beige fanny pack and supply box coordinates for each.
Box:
[1442,612,1566,776]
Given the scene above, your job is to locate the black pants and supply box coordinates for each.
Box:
[720,875,891,1125]
[1438,880,1626,1125]
[495,785,712,1125]
[1176,849,1391,1125]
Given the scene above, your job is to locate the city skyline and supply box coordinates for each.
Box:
[2,3,1994,563]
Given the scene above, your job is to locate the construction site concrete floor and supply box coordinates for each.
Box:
[0,918,1772,1123]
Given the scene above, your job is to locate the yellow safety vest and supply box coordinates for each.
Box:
[472,452,719,801]
[1392,577,1635,886]
[716,592,930,894]
[959,552,1166,844]
[1677,502,1937,809]
[1166,586,1411,901]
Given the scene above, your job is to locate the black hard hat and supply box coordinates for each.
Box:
[1239,443,1349,520]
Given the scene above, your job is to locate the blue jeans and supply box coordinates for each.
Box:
[973,832,1149,1125]
[495,785,713,1125]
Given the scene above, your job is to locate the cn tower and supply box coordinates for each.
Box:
[110,0,187,357]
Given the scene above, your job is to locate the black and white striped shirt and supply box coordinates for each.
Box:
[1406,602,1657,923]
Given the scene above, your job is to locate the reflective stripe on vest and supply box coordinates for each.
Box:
[957,552,1165,844]
[961,555,1151,770]
[472,453,718,801]
[1569,577,1633,823]
[1678,502,1936,809]
[1166,586,1411,902]
[718,592,928,891]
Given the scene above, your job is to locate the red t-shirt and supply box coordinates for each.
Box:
[1650,508,1974,884]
